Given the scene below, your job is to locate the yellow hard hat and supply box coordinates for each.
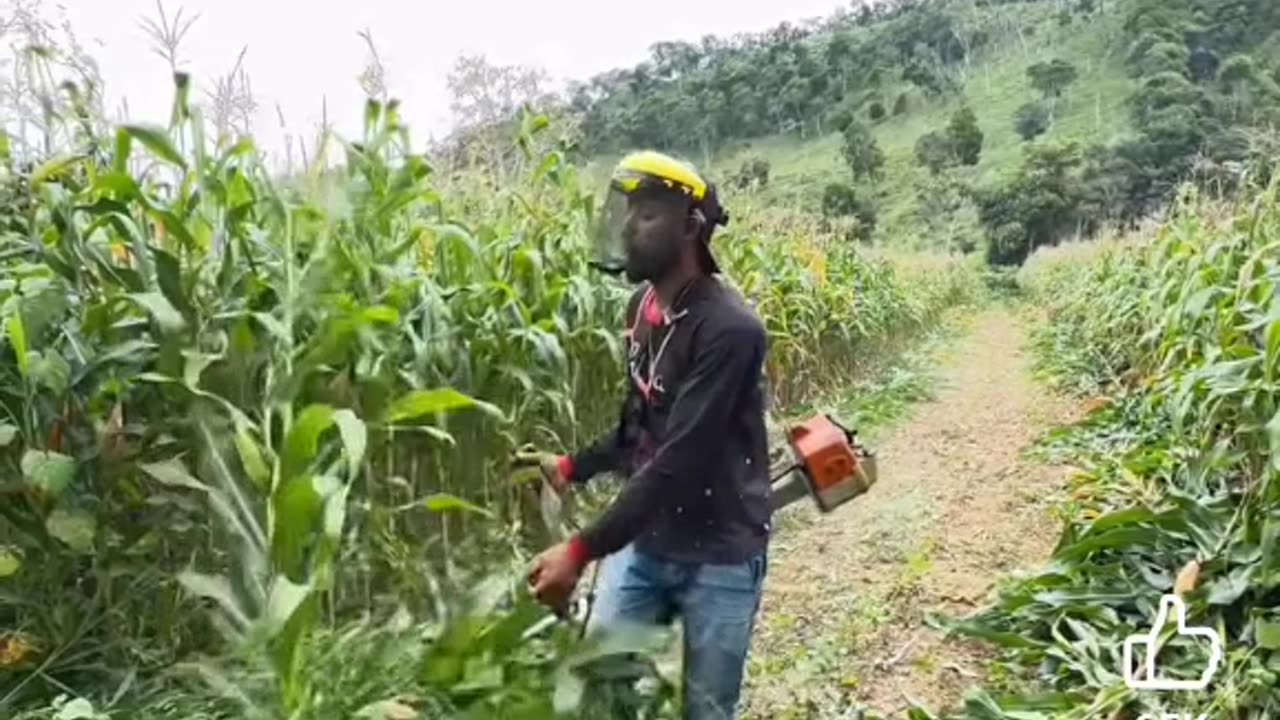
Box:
[609,150,708,201]
[593,151,728,276]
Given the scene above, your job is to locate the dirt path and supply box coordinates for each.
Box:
[741,308,1081,719]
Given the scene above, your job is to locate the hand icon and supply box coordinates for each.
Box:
[1122,594,1223,691]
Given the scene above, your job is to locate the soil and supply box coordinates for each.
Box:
[739,308,1083,719]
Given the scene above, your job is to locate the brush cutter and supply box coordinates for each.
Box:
[511,414,877,636]
[768,414,878,513]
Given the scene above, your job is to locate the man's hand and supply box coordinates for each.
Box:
[513,449,572,493]
[528,541,587,614]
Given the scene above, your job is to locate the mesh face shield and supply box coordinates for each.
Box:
[590,171,693,275]
[589,179,633,275]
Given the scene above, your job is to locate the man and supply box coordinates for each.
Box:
[526,151,773,720]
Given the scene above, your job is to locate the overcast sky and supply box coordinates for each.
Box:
[58,0,851,158]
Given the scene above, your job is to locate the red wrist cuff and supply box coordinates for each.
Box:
[567,535,591,570]
[557,455,575,482]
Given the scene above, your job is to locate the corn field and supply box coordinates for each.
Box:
[0,73,981,719]
[926,182,1280,719]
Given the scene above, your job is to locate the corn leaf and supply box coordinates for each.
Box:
[45,508,96,553]
[0,547,21,577]
[423,493,494,519]
[122,124,187,169]
[22,450,76,497]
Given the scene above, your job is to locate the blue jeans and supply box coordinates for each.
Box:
[586,542,767,720]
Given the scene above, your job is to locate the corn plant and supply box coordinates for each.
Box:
[925,182,1280,719]
[0,68,982,718]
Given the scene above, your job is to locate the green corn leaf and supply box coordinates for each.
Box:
[333,410,367,479]
[1267,407,1280,471]
[32,351,71,395]
[0,547,21,577]
[423,493,495,519]
[181,351,220,390]
[322,480,350,542]
[113,127,132,173]
[234,427,272,491]
[0,423,17,447]
[354,700,420,720]
[153,247,194,318]
[7,312,30,378]
[272,474,325,579]
[122,124,187,169]
[52,697,101,720]
[127,292,187,334]
[252,312,289,342]
[1256,619,1280,649]
[387,388,501,424]
[1054,527,1162,561]
[22,450,76,497]
[31,154,84,184]
[45,508,96,553]
[93,171,141,199]
[150,209,198,250]
[178,570,252,631]
[269,579,318,710]
[265,574,312,636]
[281,405,336,482]
[140,457,208,492]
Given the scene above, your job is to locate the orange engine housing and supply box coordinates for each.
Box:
[787,414,875,512]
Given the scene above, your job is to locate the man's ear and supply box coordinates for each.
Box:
[687,208,707,240]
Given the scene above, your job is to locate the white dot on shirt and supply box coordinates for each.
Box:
[705,488,712,497]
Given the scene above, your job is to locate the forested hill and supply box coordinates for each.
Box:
[565,0,1280,265]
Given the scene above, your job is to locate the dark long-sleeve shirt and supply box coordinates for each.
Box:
[568,275,773,565]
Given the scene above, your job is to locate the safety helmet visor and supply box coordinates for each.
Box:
[590,170,696,275]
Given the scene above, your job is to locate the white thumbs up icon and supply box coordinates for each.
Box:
[1122,594,1223,691]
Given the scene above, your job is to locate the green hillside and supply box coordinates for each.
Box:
[575,0,1280,263]
[711,4,1136,250]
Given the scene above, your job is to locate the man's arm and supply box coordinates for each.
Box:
[560,414,630,484]
[558,285,649,485]
[572,320,765,561]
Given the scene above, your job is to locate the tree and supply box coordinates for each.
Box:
[447,54,552,131]
[443,54,557,175]
[913,106,984,173]
[1188,46,1222,83]
[947,106,984,166]
[732,156,771,190]
[915,131,953,174]
[842,121,885,182]
[821,183,878,241]
[826,105,855,133]
[915,172,977,254]
[1027,59,1079,98]
[1014,102,1052,141]
[976,142,1087,266]
[893,92,911,116]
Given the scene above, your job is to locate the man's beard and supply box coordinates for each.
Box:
[624,242,680,284]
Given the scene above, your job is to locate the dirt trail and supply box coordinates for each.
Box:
[741,308,1081,719]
